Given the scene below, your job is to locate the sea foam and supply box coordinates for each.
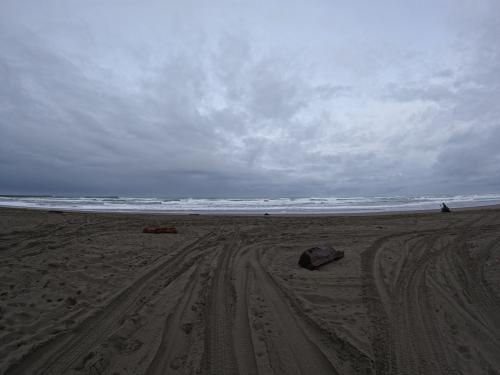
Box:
[1,194,500,213]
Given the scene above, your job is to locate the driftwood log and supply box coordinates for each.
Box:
[298,246,344,270]
[441,203,451,213]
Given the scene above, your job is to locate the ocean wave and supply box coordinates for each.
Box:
[1,194,500,213]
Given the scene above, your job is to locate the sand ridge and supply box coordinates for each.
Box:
[0,207,499,374]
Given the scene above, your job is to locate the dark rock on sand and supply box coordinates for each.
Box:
[298,245,344,270]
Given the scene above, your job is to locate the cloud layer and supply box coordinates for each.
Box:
[1,0,499,197]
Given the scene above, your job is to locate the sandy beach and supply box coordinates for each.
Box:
[1,206,499,375]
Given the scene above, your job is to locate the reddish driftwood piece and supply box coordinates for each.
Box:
[143,227,178,234]
[298,246,344,270]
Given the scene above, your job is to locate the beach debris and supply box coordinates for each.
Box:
[441,203,451,213]
[143,227,178,234]
[298,245,344,270]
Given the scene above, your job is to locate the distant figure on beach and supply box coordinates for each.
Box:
[441,202,451,212]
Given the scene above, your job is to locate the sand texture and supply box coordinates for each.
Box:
[1,207,500,374]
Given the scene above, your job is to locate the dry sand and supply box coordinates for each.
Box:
[0,207,499,375]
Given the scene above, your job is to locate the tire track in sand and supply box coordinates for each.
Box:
[145,260,207,375]
[248,259,340,375]
[203,225,240,375]
[367,232,466,375]
[144,226,227,375]
[205,224,374,375]
[231,244,259,375]
[254,244,376,374]
[6,228,220,375]
[363,213,500,375]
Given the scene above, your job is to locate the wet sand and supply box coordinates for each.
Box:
[1,207,499,374]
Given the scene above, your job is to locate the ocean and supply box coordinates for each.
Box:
[1,194,500,214]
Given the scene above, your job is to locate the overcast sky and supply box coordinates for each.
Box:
[1,0,499,197]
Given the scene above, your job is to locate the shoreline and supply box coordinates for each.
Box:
[1,201,500,217]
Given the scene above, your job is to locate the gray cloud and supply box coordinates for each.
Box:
[0,0,499,197]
